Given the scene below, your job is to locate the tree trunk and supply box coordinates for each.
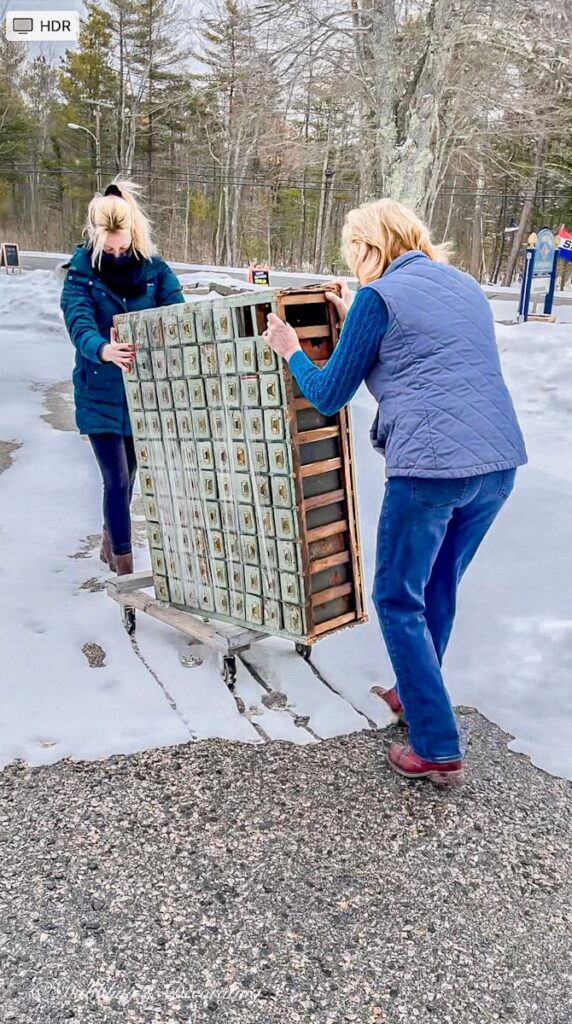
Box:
[441,176,457,243]
[313,118,332,272]
[116,8,125,171]
[503,136,546,287]
[298,64,313,268]
[351,0,397,201]
[491,177,508,284]
[469,161,485,280]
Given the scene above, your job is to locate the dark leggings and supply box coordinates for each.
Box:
[89,434,137,556]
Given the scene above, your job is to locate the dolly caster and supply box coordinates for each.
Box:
[295,643,312,662]
[122,606,136,636]
[220,655,237,690]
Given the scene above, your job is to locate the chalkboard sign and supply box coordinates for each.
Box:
[247,262,270,287]
[252,268,270,286]
[0,243,22,272]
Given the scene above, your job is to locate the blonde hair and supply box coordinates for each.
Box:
[342,198,449,283]
[83,178,157,266]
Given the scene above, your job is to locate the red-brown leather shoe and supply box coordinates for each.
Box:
[387,742,465,788]
[371,686,405,721]
[100,526,116,572]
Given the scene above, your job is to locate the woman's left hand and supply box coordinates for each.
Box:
[263,313,301,362]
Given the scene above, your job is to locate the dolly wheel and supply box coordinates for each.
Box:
[295,643,312,662]
[122,606,136,636]
[221,655,237,690]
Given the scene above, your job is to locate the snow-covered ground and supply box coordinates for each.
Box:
[1,269,571,780]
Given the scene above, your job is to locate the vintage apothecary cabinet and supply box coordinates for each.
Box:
[114,285,367,645]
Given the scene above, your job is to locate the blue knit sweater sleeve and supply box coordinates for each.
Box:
[287,288,387,416]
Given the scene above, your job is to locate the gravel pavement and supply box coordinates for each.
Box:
[0,710,570,1024]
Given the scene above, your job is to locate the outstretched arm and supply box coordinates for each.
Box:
[264,287,387,416]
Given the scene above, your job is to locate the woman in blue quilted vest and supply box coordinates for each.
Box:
[60,180,184,581]
[264,198,527,788]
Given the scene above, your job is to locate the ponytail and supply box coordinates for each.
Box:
[83,177,157,266]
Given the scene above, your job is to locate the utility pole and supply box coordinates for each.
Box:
[69,100,114,192]
[85,100,114,191]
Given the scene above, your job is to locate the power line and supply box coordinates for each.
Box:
[0,164,569,202]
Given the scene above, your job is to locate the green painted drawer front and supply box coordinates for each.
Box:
[241,536,259,565]
[223,377,240,408]
[238,504,256,535]
[229,410,244,439]
[245,565,262,596]
[260,374,281,407]
[196,309,214,343]
[163,314,180,346]
[241,376,260,407]
[167,348,183,379]
[256,337,277,372]
[219,342,236,373]
[126,381,142,410]
[169,577,185,606]
[182,346,200,377]
[213,306,234,340]
[217,472,233,502]
[210,411,226,440]
[200,344,219,376]
[172,380,188,410]
[264,600,282,630]
[192,411,210,439]
[157,381,173,410]
[271,476,294,508]
[254,475,271,506]
[140,469,155,496]
[154,575,169,603]
[205,378,223,408]
[178,312,196,345]
[231,591,245,619]
[213,560,228,589]
[135,440,151,466]
[189,379,206,407]
[245,409,264,440]
[215,589,230,616]
[140,382,157,410]
[236,339,256,373]
[151,350,167,379]
[262,570,281,601]
[132,413,147,440]
[136,349,153,380]
[225,532,240,563]
[264,409,285,441]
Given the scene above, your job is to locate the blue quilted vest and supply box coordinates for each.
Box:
[364,251,527,478]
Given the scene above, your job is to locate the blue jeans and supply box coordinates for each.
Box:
[89,434,137,556]
[373,469,516,762]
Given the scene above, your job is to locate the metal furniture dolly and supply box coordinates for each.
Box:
[107,570,313,689]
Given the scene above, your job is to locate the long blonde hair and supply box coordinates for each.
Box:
[342,198,449,283]
[83,178,157,266]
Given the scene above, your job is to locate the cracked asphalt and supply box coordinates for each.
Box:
[0,709,570,1024]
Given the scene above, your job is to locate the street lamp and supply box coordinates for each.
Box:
[67,121,101,193]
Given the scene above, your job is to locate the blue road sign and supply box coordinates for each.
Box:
[533,228,555,279]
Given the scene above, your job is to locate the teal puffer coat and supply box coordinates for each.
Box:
[60,244,184,435]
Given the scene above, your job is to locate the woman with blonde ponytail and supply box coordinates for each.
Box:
[61,179,184,581]
[264,197,527,789]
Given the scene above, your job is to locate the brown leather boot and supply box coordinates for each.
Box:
[115,552,134,577]
[100,527,116,572]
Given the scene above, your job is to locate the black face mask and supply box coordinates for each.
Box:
[97,248,148,298]
[100,250,133,268]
